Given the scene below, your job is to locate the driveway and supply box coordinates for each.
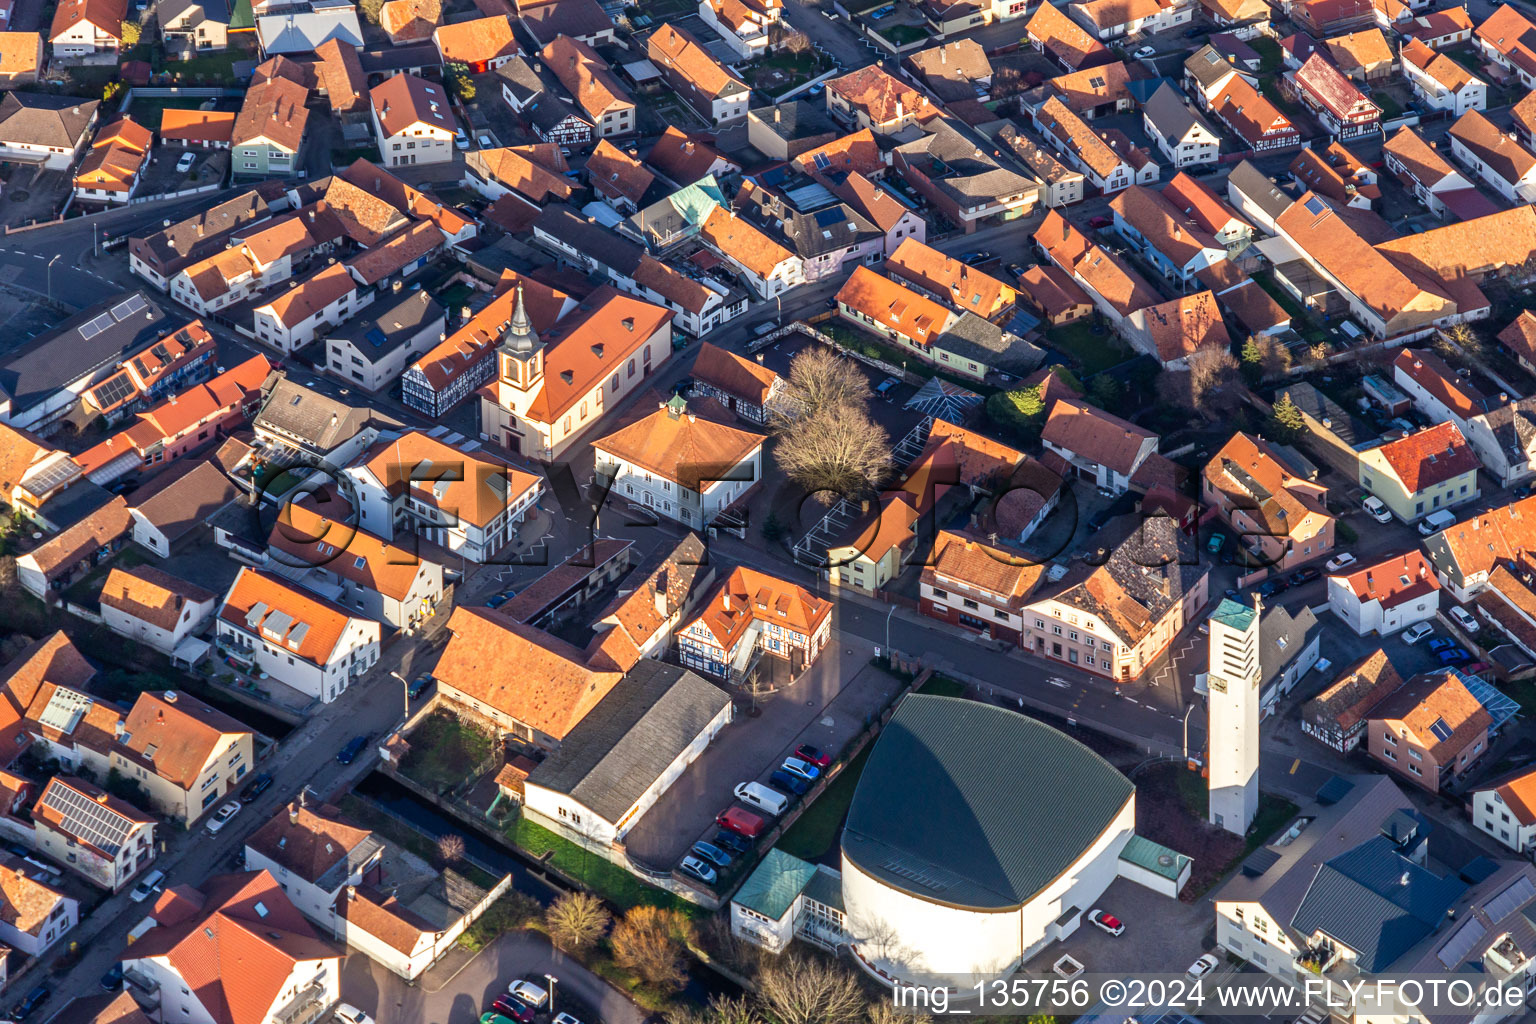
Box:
[340,928,647,1024]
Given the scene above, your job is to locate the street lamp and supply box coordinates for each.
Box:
[885,604,896,656]
[1182,704,1196,763]
[45,254,59,303]
[388,671,410,719]
[544,974,559,1013]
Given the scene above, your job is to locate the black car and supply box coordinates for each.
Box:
[1184,25,1206,36]
[337,735,368,765]
[960,250,992,266]
[100,965,124,991]
[1257,577,1290,598]
[1006,261,1032,279]
[712,829,752,855]
[12,984,49,1019]
[407,674,433,700]
[769,769,811,796]
[240,772,274,804]
[1288,566,1322,586]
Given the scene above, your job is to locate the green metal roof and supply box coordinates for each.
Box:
[841,695,1135,911]
[1118,835,1190,881]
[1211,597,1256,631]
[802,868,844,913]
[734,848,816,921]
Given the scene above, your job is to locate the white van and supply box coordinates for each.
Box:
[1419,508,1458,536]
[131,868,166,903]
[734,781,789,816]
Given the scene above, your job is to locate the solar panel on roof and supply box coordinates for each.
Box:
[1430,717,1454,742]
[79,320,103,340]
[814,207,843,227]
[91,374,135,410]
[365,327,388,348]
[43,782,138,856]
[813,152,830,169]
[37,688,91,735]
[1438,917,1488,968]
[110,294,147,321]
[24,456,81,494]
[1304,196,1327,215]
[1483,875,1536,923]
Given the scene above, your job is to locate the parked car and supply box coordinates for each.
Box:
[679,855,718,884]
[1448,606,1480,633]
[794,743,831,767]
[1401,622,1435,645]
[1133,44,1156,57]
[959,250,992,265]
[1257,577,1289,598]
[1088,215,1111,228]
[408,674,433,699]
[1288,567,1321,586]
[874,376,900,399]
[12,984,50,1019]
[337,734,368,764]
[506,980,549,1010]
[476,133,493,148]
[712,829,752,855]
[205,800,241,835]
[490,996,533,1023]
[131,868,166,902]
[486,593,511,609]
[769,768,811,795]
[1187,954,1218,978]
[691,840,733,869]
[454,130,470,150]
[716,807,766,838]
[1326,552,1357,572]
[1006,261,1031,279]
[1183,25,1206,36]
[1438,647,1473,666]
[176,151,196,174]
[781,757,821,782]
[1428,637,1457,653]
[552,1015,584,1024]
[1088,909,1124,935]
[1206,532,1226,554]
[100,964,124,990]
[485,1010,528,1024]
[334,1006,376,1024]
[1363,495,1393,523]
[241,772,274,803]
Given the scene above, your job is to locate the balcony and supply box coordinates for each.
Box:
[272,981,330,1024]
[1295,944,1341,975]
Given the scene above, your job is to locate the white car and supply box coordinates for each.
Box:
[507,980,549,1009]
[477,133,493,148]
[454,130,470,150]
[1187,953,1219,978]
[1325,552,1357,572]
[334,1006,375,1024]
[1133,45,1156,57]
[205,800,241,835]
[175,151,196,174]
[1449,606,1480,633]
[1363,496,1393,523]
[553,1014,584,1024]
[1088,908,1125,935]
[1401,622,1434,645]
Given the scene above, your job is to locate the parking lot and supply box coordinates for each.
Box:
[1022,877,1213,977]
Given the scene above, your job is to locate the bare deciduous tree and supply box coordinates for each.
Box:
[1442,322,1486,359]
[672,995,768,1024]
[866,1001,934,1024]
[774,404,892,503]
[757,955,869,1024]
[775,347,872,425]
[611,905,694,992]
[782,29,811,53]
[544,891,610,954]
[436,833,465,865]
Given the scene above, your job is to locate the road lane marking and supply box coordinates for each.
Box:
[1290,758,1299,774]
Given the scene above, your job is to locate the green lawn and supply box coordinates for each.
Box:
[504,814,698,915]
[878,22,927,45]
[1373,90,1403,118]
[777,744,873,861]
[163,47,249,83]
[1045,320,1130,374]
[918,673,967,698]
[400,710,494,794]
[1249,35,1282,72]
[1251,271,1305,318]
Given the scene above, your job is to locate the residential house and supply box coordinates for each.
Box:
[0,32,42,86]
[1358,421,1481,522]
[1023,516,1209,680]
[1184,44,1250,107]
[217,567,381,704]
[231,62,309,178]
[1404,6,1473,46]
[1301,650,1403,751]
[892,119,1040,233]
[698,205,804,298]
[1419,494,1536,600]
[1392,346,1498,428]
[49,0,122,55]
[748,100,838,161]
[1035,95,1154,194]
[127,458,240,558]
[1294,0,1376,35]
[543,35,635,137]
[463,145,573,212]
[0,92,97,170]
[919,530,1044,646]
[324,286,445,393]
[516,0,616,49]
[127,191,271,290]
[1401,39,1485,114]
[168,216,315,316]
[1470,768,1536,853]
[733,178,883,283]
[159,108,235,149]
[111,689,254,824]
[99,566,217,656]
[160,0,231,52]
[592,396,764,531]
[997,124,1086,207]
[1025,2,1113,71]
[0,861,75,955]
[434,15,519,73]
[1123,291,1232,369]
[886,237,1015,321]
[1142,83,1220,168]
[1198,0,1268,36]
[648,22,750,125]
[1041,397,1158,494]
[251,263,362,354]
[825,65,935,136]
[344,428,543,560]
[431,607,623,748]
[1450,108,1536,203]
[33,776,156,892]
[1202,432,1335,572]
[1476,4,1536,89]
[622,253,746,338]
[15,497,132,599]
[1366,669,1491,790]
[644,127,740,186]
[691,342,783,424]
[904,40,992,103]
[698,0,780,59]
[1382,125,1479,218]
[370,73,456,168]
[1016,264,1093,324]
[255,4,362,54]
[1501,311,1536,375]
[1034,209,1162,328]
[1068,0,1191,39]
[1326,549,1440,635]
[242,795,384,928]
[1289,142,1381,209]
[677,567,831,681]
[1289,53,1381,138]
[313,37,366,112]
[379,0,439,43]
[250,378,385,473]
[584,139,652,214]
[1163,171,1253,250]
[72,114,150,204]
[1464,395,1536,486]
[1109,183,1227,286]
[120,871,341,1024]
[477,283,676,461]
[1325,28,1394,79]
[0,423,95,529]
[1209,74,1301,152]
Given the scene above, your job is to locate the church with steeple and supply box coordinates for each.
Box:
[476,274,679,460]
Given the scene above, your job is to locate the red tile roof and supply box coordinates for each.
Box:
[1373,421,1481,493]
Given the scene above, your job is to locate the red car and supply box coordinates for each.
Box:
[492,996,534,1023]
[716,806,766,838]
[1088,215,1112,229]
[795,744,831,768]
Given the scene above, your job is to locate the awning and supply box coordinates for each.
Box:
[171,637,210,668]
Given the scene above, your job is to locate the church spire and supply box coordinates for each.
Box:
[501,283,537,354]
